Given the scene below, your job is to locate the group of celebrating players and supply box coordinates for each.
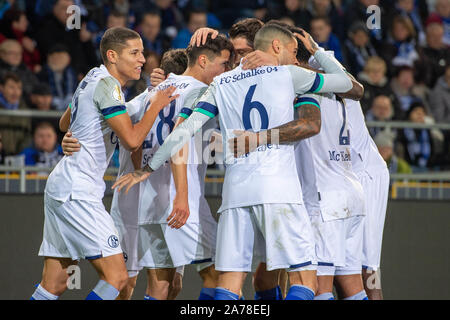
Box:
[30,17,389,301]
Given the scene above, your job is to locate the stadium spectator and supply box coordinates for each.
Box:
[385,0,428,46]
[358,56,401,115]
[379,15,423,72]
[390,65,430,119]
[29,83,53,111]
[374,130,412,175]
[0,73,31,156]
[307,0,345,39]
[137,10,171,55]
[310,16,344,62]
[210,0,268,29]
[396,102,437,171]
[94,10,128,53]
[421,20,450,88]
[429,64,450,167]
[20,121,63,167]
[0,8,41,73]
[0,39,38,97]
[152,0,184,34]
[35,0,98,77]
[365,95,395,137]
[343,21,378,76]
[172,9,208,49]
[344,0,384,43]
[268,0,311,31]
[37,44,77,111]
[431,0,450,46]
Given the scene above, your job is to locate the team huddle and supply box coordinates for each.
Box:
[30,18,389,301]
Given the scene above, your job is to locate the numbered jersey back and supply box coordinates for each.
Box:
[298,94,365,220]
[138,74,208,224]
[213,64,303,212]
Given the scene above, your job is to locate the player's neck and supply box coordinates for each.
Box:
[105,64,128,87]
[183,66,209,85]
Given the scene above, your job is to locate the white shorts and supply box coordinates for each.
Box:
[39,193,122,261]
[138,217,217,269]
[110,189,142,277]
[215,203,317,272]
[357,168,390,271]
[310,214,364,276]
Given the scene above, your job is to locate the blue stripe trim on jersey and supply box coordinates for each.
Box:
[180,107,193,117]
[86,254,103,260]
[143,140,152,149]
[308,73,324,93]
[194,102,219,118]
[289,261,312,269]
[362,265,369,269]
[318,262,334,266]
[190,258,212,265]
[294,97,320,109]
[101,105,126,117]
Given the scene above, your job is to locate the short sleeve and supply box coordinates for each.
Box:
[94,76,127,119]
[286,65,320,95]
[179,87,208,119]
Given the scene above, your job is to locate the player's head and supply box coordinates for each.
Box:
[100,27,145,83]
[160,49,188,76]
[265,20,311,65]
[229,18,264,62]
[253,24,298,65]
[186,34,234,84]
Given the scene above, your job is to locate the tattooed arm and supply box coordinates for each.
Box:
[231,97,321,157]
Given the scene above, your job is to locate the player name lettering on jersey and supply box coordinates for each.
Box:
[328,150,351,162]
[219,66,279,85]
[156,81,190,91]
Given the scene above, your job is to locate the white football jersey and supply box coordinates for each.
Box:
[295,94,365,221]
[111,90,149,227]
[138,74,209,224]
[194,64,325,212]
[345,99,387,173]
[45,65,127,202]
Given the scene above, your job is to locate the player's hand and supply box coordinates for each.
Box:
[294,30,319,55]
[167,193,190,229]
[150,86,180,112]
[150,68,166,87]
[241,50,279,70]
[112,170,151,194]
[61,131,81,156]
[190,27,219,47]
[229,130,259,157]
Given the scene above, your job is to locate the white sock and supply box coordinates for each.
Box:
[32,284,59,300]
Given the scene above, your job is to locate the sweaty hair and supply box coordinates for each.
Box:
[186,34,234,67]
[253,24,296,52]
[266,20,311,63]
[100,27,141,64]
[229,18,264,49]
[160,49,188,75]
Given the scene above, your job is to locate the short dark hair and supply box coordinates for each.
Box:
[254,23,295,51]
[266,20,311,63]
[34,121,56,134]
[0,72,22,86]
[100,27,141,64]
[310,16,331,26]
[229,18,264,49]
[186,34,234,67]
[160,49,188,75]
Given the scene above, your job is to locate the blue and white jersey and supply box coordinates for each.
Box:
[193,64,327,212]
[345,99,387,173]
[45,65,128,202]
[295,94,365,221]
[138,73,209,224]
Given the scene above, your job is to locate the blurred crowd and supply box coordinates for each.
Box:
[0,0,449,174]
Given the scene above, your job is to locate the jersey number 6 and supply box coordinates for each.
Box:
[242,84,269,131]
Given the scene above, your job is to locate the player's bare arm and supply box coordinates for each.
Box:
[107,86,179,152]
[231,103,321,157]
[59,106,71,132]
[337,73,364,101]
[131,146,143,170]
[241,50,279,70]
[167,117,190,229]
